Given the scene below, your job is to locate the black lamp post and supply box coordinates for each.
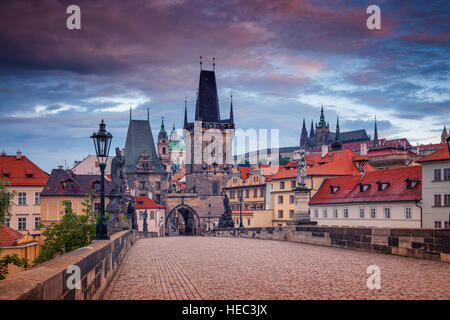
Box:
[239,194,244,228]
[91,119,113,240]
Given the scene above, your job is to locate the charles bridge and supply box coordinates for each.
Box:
[0,226,449,300]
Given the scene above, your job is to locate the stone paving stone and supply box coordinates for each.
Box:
[103,237,450,300]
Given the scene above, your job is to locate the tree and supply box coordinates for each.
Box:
[34,193,99,265]
[279,155,291,166]
[0,178,15,225]
[0,254,30,280]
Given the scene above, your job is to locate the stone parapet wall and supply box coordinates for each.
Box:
[207,226,450,263]
[0,230,155,300]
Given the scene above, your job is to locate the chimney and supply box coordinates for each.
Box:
[321,144,328,157]
[16,151,22,160]
[58,165,64,170]
[360,143,368,156]
[1,150,6,156]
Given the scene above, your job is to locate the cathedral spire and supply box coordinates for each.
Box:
[309,120,315,138]
[183,98,188,129]
[331,116,342,151]
[318,105,326,127]
[441,125,448,143]
[229,94,234,123]
[300,117,308,149]
[374,116,379,147]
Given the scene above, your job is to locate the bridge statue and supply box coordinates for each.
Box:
[106,147,129,232]
[218,194,235,229]
[296,149,307,189]
[127,198,138,230]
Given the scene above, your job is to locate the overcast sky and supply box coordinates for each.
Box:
[0,0,448,172]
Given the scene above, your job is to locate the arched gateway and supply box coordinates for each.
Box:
[165,204,200,236]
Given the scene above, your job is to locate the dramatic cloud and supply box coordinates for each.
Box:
[0,0,448,171]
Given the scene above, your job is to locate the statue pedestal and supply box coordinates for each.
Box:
[106,194,129,232]
[292,186,317,225]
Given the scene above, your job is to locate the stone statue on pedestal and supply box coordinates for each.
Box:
[143,209,148,232]
[218,194,235,229]
[127,198,138,230]
[106,147,129,232]
[296,149,307,189]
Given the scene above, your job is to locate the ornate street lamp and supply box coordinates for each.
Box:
[239,194,244,228]
[91,119,113,240]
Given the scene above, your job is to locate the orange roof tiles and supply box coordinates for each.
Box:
[306,149,375,176]
[135,196,165,209]
[0,155,48,186]
[0,224,25,246]
[418,143,450,163]
[309,166,422,205]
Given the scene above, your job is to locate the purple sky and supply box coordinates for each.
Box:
[0,0,449,172]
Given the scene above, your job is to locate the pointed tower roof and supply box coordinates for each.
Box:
[318,105,326,127]
[195,70,220,122]
[374,116,379,147]
[124,118,164,174]
[158,116,168,140]
[183,98,188,129]
[229,94,234,123]
[331,116,342,151]
[300,117,309,148]
[309,120,315,138]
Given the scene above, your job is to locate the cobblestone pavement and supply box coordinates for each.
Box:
[103,237,450,300]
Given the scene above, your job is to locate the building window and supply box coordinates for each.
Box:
[434,221,442,229]
[34,192,40,205]
[323,209,328,218]
[245,189,249,198]
[405,207,412,219]
[150,212,155,219]
[434,194,442,207]
[289,195,295,204]
[18,217,26,230]
[5,218,10,227]
[343,208,349,219]
[34,216,40,229]
[156,194,161,203]
[278,196,283,204]
[359,208,365,218]
[247,218,251,226]
[139,212,144,220]
[212,182,219,195]
[140,181,146,189]
[434,169,442,181]
[444,194,450,206]
[289,210,294,218]
[333,208,338,218]
[253,189,257,198]
[445,221,449,229]
[93,182,101,193]
[370,207,376,219]
[18,192,27,205]
[260,188,264,197]
[280,181,285,190]
[291,181,296,189]
[278,210,283,219]
[384,207,391,219]
[156,182,161,190]
[444,169,450,180]
[64,201,72,211]
[314,209,318,218]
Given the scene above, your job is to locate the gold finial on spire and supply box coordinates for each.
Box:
[200,56,203,70]
[213,57,216,71]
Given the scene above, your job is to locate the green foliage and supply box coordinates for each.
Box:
[279,155,291,166]
[0,178,15,225]
[34,194,98,265]
[0,254,30,280]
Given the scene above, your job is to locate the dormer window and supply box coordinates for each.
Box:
[61,178,74,191]
[359,184,370,192]
[26,168,33,178]
[330,185,340,194]
[92,181,101,192]
[377,181,390,191]
[406,178,420,190]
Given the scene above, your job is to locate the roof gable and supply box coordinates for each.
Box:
[0,155,48,186]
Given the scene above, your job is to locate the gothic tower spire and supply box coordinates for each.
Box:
[300,117,309,149]
[441,125,448,143]
[374,116,379,147]
[331,116,342,151]
[183,98,188,129]
[229,94,234,123]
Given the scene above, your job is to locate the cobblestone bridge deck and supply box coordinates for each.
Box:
[103,237,450,300]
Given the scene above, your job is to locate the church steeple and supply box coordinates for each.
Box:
[441,125,448,143]
[229,94,234,123]
[309,120,315,138]
[331,116,342,151]
[300,117,308,149]
[374,116,379,147]
[183,98,188,129]
[318,105,326,127]
[158,116,168,140]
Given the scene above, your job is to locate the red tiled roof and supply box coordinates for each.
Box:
[0,224,24,246]
[135,196,165,209]
[237,167,252,180]
[418,143,445,150]
[0,155,48,186]
[418,143,450,163]
[367,148,418,157]
[309,166,422,205]
[306,149,376,176]
[270,167,297,180]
